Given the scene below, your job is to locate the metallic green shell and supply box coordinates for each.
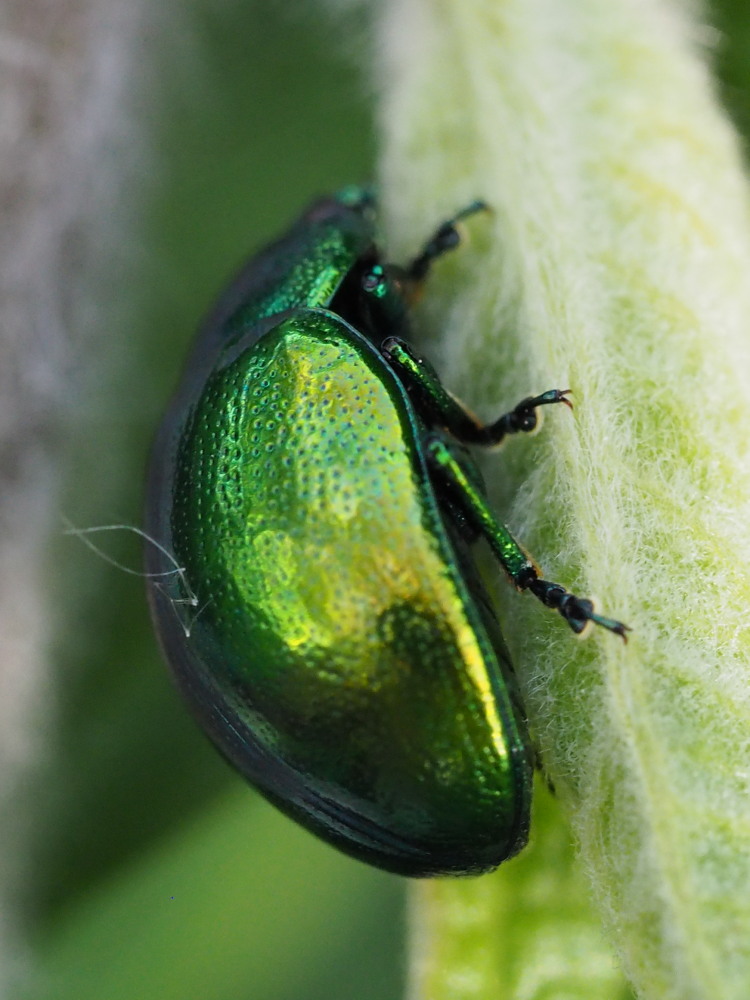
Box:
[147,193,531,876]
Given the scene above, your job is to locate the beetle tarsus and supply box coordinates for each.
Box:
[524,576,630,640]
[486,388,573,441]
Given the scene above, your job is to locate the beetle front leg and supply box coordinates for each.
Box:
[382,337,572,448]
[425,436,630,641]
[406,201,488,282]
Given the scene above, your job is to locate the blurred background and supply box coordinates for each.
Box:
[2,0,748,998]
[19,3,403,999]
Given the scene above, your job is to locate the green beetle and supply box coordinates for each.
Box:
[146,188,627,877]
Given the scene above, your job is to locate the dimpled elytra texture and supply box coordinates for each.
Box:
[169,311,529,873]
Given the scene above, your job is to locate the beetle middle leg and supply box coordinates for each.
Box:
[424,435,630,641]
[382,337,572,447]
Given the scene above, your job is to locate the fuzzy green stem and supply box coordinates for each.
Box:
[408,783,634,1000]
[374,1,750,998]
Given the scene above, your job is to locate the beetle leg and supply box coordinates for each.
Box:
[474,389,573,445]
[425,435,630,641]
[383,337,571,447]
[406,201,488,282]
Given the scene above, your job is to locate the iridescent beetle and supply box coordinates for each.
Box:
[146,188,627,877]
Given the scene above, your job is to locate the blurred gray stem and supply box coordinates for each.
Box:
[0,0,146,990]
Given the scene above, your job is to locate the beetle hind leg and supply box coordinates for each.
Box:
[425,435,630,641]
